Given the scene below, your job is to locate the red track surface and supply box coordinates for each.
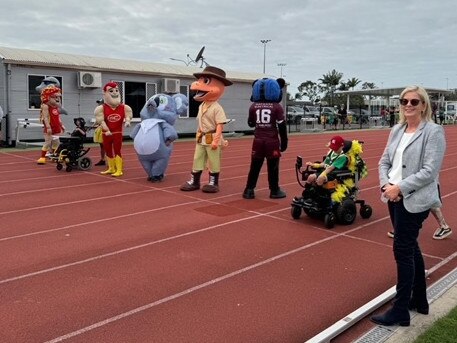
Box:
[1,127,456,343]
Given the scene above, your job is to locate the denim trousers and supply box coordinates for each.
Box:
[388,199,430,312]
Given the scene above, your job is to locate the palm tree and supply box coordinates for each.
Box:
[347,77,361,90]
[319,69,343,105]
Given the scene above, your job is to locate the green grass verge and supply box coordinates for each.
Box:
[414,305,457,343]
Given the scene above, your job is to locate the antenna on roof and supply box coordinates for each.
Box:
[169,46,208,67]
[194,46,208,68]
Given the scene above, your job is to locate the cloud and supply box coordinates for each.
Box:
[1,0,456,94]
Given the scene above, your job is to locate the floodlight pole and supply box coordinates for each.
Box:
[277,63,286,78]
[260,39,271,74]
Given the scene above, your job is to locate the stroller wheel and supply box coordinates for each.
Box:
[291,205,302,219]
[324,213,335,229]
[336,199,357,225]
[56,163,63,171]
[78,157,92,171]
[66,165,73,172]
[360,204,373,219]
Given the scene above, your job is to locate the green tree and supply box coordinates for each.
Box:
[319,69,344,105]
[297,80,320,102]
[347,77,361,90]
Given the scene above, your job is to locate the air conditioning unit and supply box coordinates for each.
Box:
[162,78,180,93]
[78,71,102,88]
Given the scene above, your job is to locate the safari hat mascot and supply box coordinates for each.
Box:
[94,82,132,177]
[180,66,233,193]
[242,78,288,199]
[131,93,188,182]
[36,85,66,164]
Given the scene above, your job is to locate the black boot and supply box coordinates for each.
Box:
[202,172,219,193]
[180,171,202,191]
[370,307,410,327]
[243,158,264,199]
[243,188,255,199]
[267,158,286,198]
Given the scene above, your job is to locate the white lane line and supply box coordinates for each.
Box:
[41,226,362,343]
[0,209,281,285]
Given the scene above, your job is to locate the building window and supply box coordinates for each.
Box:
[28,75,63,110]
[179,85,190,118]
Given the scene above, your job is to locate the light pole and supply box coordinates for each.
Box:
[446,77,449,90]
[260,39,271,73]
[277,63,286,78]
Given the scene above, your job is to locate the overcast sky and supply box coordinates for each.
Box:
[1,0,456,96]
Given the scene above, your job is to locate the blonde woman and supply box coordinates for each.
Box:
[372,86,446,326]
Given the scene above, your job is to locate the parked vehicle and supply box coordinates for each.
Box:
[287,106,304,124]
[303,106,320,118]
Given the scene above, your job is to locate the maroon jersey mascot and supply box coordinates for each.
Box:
[243,78,288,199]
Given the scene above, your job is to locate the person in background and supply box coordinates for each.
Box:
[388,186,452,240]
[439,106,445,125]
[380,106,387,126]
[338,104,348,129]
[372,85,446,327]
[93,99,106,166]
[389,106,396,127]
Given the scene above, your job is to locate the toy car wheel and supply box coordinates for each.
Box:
[360,204,373,219]
[56,163,63,171]
[78,157,92,171]
[66,165,72,172]
[336,199,357,225]
[291,205,302,219]
[324,213,335,229]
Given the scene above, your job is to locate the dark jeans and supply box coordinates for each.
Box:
[388,199,430,312]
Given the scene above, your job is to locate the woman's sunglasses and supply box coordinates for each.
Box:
[399,98,422,106]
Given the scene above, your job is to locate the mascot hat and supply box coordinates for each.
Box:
[193,66,233,86]
[103,82,118,91]
[251,78,285,103]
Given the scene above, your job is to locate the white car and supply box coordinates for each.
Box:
[303,106,320,118]
[287,106,304,124]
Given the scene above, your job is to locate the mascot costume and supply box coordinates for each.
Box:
[180,66,232,193]
[242,78,288,199]
[94,82,133,177]
[36,85,66,164]
[131,93,188,182]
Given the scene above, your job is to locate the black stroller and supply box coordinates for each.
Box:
[52,117,92,172]
[290,140,372,229]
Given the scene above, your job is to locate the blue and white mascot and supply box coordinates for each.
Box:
[242,78,288,199]
[131,93,188,182]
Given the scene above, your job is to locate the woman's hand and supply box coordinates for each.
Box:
[383,184,402,202]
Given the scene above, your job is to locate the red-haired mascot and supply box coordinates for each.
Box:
[37,85,65,164]
[94,82,133,177]
[180,66,232,193]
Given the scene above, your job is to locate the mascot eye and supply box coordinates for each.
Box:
[203,77,211,85]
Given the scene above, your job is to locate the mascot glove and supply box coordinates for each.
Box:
[280,140,288,152]
[124,120,131,127]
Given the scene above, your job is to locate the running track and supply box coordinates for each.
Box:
[0,126,456,343]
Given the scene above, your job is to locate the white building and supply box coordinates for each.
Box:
[0,46,270,146]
